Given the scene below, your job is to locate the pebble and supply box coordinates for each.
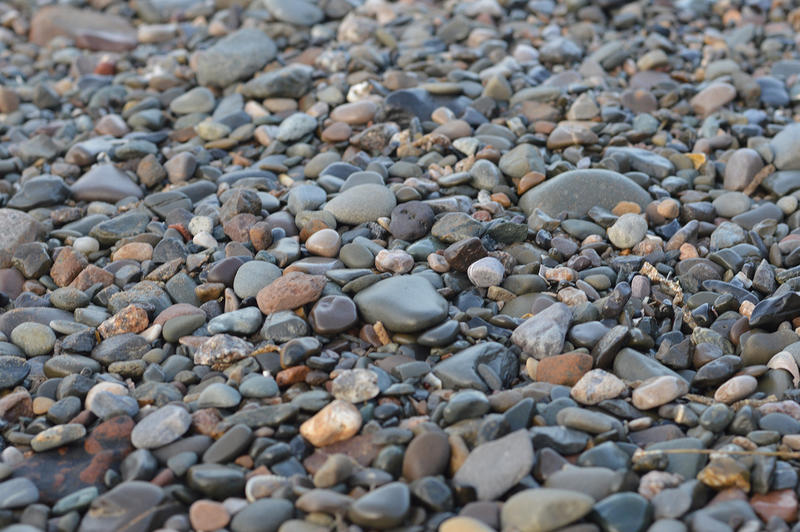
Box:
[607,213,648,249]
[299,400,362,447]
[2,0,800,529]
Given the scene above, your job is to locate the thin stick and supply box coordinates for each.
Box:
[637,448,800,459]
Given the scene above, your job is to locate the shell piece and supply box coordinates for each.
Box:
[767,351,800,387]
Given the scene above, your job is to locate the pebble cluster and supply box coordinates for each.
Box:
[4,0,800,531]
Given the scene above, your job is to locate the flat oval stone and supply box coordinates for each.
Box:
[131,404,192,449]
[324,184,397,225]
[354,275,448,333]
[520,169,651,217]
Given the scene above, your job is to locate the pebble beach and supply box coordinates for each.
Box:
[3,0,800,531]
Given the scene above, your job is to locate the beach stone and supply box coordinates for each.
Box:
[348,482,409,529]
[324,184,396,224]
[571,369,627,405]
[607,213,648,248]
[632,376,689,410]
[189,500,230,532]
[723,149,764,191]
[0,209,46,255]
[71,165,143,203]
[354,275,448,333]
[402,431,450,480]
[242,64,314,99]
[433,341,517,391]
[770,123,800,170]
[591,492,653,532]
[511,302,571,359]
[193,334,253,370]
[277,113,318,143]
[230,498,294,532]
[30,6,136,51]
[256,272,326,315]
[0,362,28,397]
[331,369,379,403]
[467,257,505,287]
[8,176,70,210]
[131,404,191,449]
[11,322,56,357]
[690,83,737,115]
[498,144,546,178]
[389,201,435,241]
[77,481,164,532]
[233,261,282,299]
[714,375,758,404]
[501,488,594,532]
[300,400,362,447]
[195,28,277,88]
[263,0,324,26]
[0,478,38,509]
[454,430,533,501]
[30,424,86,452]
[520,170,651,216]
[309,296,358,335]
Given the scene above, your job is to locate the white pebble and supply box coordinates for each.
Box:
[73,236,100,255]
[193,231,218,249]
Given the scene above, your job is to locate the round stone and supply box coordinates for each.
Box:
[309,295,358,334]
[10,322,56,357]
[232,260,282,300]
[467,256,505,287]
[305,229,341,257]
[607,213,648,249]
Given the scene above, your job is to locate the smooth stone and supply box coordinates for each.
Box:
[501,488,594,532]
[195,28,277,88]
[324,184,397,224]
[130,404,191,449]
[590,492,653,532]
[77,481,163,532]
[347,482,410,529]
[354,275,448,333]
[232,260,282,299]
[520,170,651,217]
[453,430,533,501]
[230,498,294,532]
[0,478,38,509]
[771,123,800,170]
[71,164,143,202]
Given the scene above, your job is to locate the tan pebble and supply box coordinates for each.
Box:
[299,399,362,447]
[112,242,153,262]
[714,375,757,404]
[32,397,54,416]
[612,201,641,216]
[428,253,450,273]
[517,172,545,195]
[189,500,230,532]
[305,228,341,258]
[739,300,755,318]
[656,198,680,218]
[679,243,698,259]
[375,249,414,274]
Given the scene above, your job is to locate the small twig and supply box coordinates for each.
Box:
[743,164,774,196]
[637,448,800,459]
